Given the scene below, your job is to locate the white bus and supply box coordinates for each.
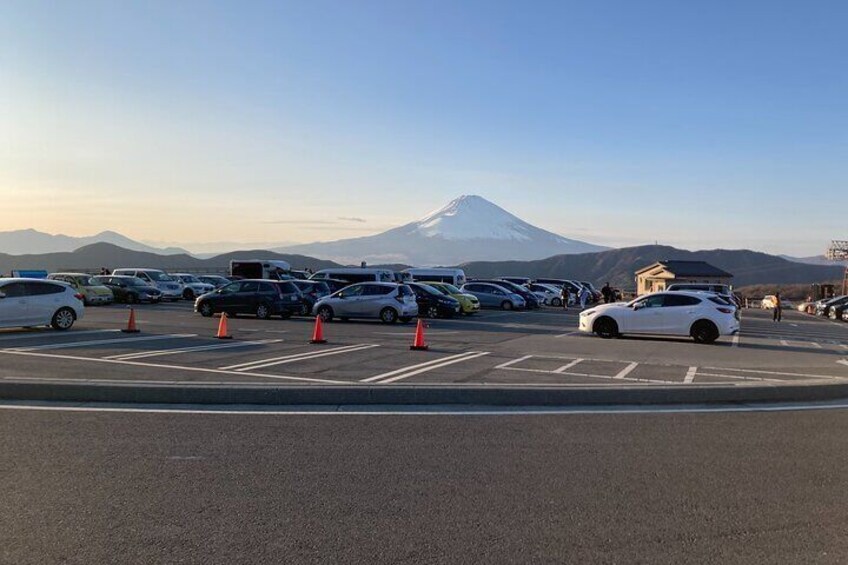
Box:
[229,259,292,280]
[310,268,395,284]
[403,268,467,286]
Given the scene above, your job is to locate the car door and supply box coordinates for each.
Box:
[659,294,702,334]
[0,282,30,326]
[334,284,366,316]
[464,284,488,306]
[27,282,68,323]
[214,282,243,313]
[622,294,666,333]
[233,281,259,314]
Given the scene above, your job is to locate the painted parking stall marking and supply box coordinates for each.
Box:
[220,344,379,372]
[7,334,197,352]
[362,351,491,384]
[103,339,284,361]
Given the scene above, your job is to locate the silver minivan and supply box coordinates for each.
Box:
[312,282,418,323]
[112,268,184,301]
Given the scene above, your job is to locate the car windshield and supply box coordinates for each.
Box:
[126,278,149,287]
[417,284,443,296]
[78,276,99,286]
[440,283,461,294]
[148,272,174,282]
[180,275,200,283]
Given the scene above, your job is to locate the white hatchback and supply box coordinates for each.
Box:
[0,278,85,330]
[579,291,738,344]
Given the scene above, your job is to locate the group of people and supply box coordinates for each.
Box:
[560,282,618,311]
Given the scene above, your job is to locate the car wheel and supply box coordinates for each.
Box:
[317,306,333,322]
[551,297,562,307]
[380,307,399,324]
[593,316,619,339]
[51,307,76,330]
[256,303,271,320]
[501,301,513,311]
[426,305,439,318]
[691,320,719,344]
[198,302,214,317]
[183,288,195,300]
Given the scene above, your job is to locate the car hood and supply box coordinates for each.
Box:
[584,303,631,314]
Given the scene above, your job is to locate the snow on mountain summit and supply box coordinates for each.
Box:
[414,195,536,241]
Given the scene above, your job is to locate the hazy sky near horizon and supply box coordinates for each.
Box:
[1,0,846,255]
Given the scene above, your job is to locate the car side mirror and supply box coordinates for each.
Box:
[633,302,644,310]
[337,293,345,299]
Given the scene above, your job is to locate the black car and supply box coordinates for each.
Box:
[195,279,305,319]
[291,280,332,315]
[483,279,540,309]
[94,275,162,304]
[816,295,848,317]
[407,282,461,318]
[829,300,848,321]
[321,278,351,294]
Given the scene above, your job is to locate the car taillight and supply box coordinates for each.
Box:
[717,307,734,314]
[74,293,84,301]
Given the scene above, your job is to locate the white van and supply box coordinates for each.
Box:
[310,268,395,284]
[112,268,184,301]
[230,259,292,280]
[403,268,467,287]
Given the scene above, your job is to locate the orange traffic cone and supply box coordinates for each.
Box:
[410,319,428,351]
[121,308,140,333]
[310,316,327,344]
[216,312,233,339]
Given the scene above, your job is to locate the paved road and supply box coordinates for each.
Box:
[0,304,846,387]
[3,406,848,564]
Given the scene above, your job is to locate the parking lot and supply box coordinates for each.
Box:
[1,302,847,389]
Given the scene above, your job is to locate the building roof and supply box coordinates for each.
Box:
[635,260,733,278]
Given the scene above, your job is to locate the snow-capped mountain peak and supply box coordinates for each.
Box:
[414,195,536,241]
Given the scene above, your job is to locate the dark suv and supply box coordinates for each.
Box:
[407,282,461,318]
[195,279,304,319]
[291,280,332,315]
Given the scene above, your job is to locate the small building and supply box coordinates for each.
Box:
[635,260,733,296]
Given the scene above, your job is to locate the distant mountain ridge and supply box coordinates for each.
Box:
[277,195,608,265]
[0,242,842,289]
[0,229,189,256]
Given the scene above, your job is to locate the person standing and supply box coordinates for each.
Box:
[560,285,569,311]
[773,292,782,322]
[579,286,590,309]
[601,282,612,304]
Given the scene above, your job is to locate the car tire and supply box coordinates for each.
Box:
[380,308,399,324]
[551,297,562,307]
[501,301,513,311]
[198,302,214,317]
[51,307,76,330]
[426,305,439,318]
[256,303,271,320]
[317,306,333,323]
[691,320,719,344]
[593,316,619,339]
[183,288,195,300]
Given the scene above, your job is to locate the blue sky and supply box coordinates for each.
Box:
[1,0,845,255]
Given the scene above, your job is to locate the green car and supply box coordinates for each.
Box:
[48,273,114,306]
[420,281,480,315]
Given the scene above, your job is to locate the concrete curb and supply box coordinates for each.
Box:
[3,379,848,406]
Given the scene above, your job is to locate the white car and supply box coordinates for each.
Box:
[0,278,85,330]
[172,273,216,300]
[526,283,566,307]
[578,291,739,344]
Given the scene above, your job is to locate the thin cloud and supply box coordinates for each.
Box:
[337,216,366,223]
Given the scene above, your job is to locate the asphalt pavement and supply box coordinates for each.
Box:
[2,406,848,564]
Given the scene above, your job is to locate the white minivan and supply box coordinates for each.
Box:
[112,269,184,301]
[0,278,85,330]
[403,268,467,287]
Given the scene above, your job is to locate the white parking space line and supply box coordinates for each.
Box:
[732,334,739,348]
[494,355,534,370]
[0,349,350,384]
[555,331,581,338]
[0,329,121,343]
[367,352,491,384]
[553,359,584,373]
[702,366,841,379]
[103,339,284,361]
[361,352,489,384]
[684,366,697,383]
[7,334,197,352]
[221,344,379,372]
[614,362,639,379]
[838,360,848,367]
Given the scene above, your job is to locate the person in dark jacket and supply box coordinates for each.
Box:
[601,282,612,304]
[773,292,782,322]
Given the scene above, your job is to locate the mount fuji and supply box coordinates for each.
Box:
[277,195,608,265]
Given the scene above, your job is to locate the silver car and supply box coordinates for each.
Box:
[312,282,418,324]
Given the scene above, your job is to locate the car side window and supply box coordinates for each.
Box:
[490,286,504,296]
[340,285,365,297]
[26,282,65,296]
[1,282,28,297]
[220,282,242,295]
[663,295,701,307]
[240,281,259,293]
[258,282,276,293]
